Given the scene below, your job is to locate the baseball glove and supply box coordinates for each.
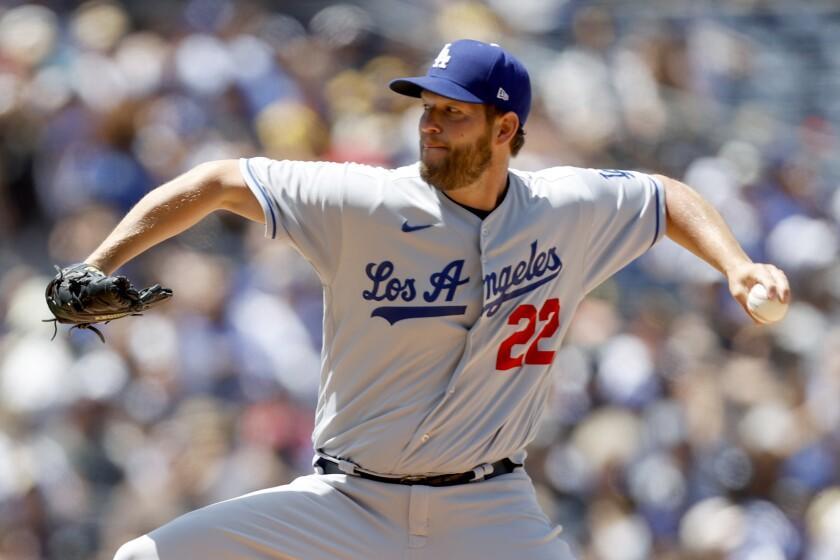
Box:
[44,263,173,342]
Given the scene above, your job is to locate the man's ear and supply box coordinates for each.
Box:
[495,112,519,147]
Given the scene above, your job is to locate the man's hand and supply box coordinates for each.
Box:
[725,262,791,323]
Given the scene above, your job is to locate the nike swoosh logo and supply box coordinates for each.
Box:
[401,221,434,233]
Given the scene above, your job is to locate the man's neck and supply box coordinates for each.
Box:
[443,161,510,212]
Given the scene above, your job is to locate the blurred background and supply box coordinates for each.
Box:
[0,0,839,558]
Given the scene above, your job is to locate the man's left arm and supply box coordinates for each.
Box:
[655,174,791,321]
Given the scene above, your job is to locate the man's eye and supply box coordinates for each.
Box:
[447,107,460,114]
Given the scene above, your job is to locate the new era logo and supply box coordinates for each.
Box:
[497,87,509,101]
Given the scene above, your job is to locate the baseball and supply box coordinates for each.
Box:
[747,283,788,323]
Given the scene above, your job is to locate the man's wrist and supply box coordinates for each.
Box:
[722,258,754,279]
[84,254,113,275]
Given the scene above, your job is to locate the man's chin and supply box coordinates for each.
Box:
[420,162,455,192]
[421,151,447,168]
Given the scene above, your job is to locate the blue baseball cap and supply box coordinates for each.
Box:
[389,39,532,126]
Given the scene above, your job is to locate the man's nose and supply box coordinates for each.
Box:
[420,111,442,134]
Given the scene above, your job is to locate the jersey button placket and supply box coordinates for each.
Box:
[480,226,490,314]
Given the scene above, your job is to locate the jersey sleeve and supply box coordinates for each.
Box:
[240,157,345,282]
[580,168,667,293]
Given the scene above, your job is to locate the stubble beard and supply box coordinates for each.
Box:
[419,128,493,193]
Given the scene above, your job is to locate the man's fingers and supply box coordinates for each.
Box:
[749,266,778,299]
[767,266,790,303]
[754,264,790,303]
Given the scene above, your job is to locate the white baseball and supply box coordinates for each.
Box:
[747,283,788,324]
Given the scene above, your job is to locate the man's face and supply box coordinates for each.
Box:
[418,91,495,192]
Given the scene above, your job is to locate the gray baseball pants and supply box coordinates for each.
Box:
[113,468,573,559]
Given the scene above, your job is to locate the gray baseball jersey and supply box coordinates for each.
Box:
[240,157,666,476]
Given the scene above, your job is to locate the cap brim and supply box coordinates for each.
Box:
[388,76,483,104]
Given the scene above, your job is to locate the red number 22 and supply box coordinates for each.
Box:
[496,298,561,371]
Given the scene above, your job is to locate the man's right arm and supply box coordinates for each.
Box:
[85,159,263,275]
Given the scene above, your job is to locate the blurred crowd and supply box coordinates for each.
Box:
[0,0,839,559]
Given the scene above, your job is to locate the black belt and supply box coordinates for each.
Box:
[314,456,521,487]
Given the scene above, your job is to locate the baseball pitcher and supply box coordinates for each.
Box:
[47,39,790,560]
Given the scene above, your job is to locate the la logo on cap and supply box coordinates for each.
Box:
[432,43,451,69]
